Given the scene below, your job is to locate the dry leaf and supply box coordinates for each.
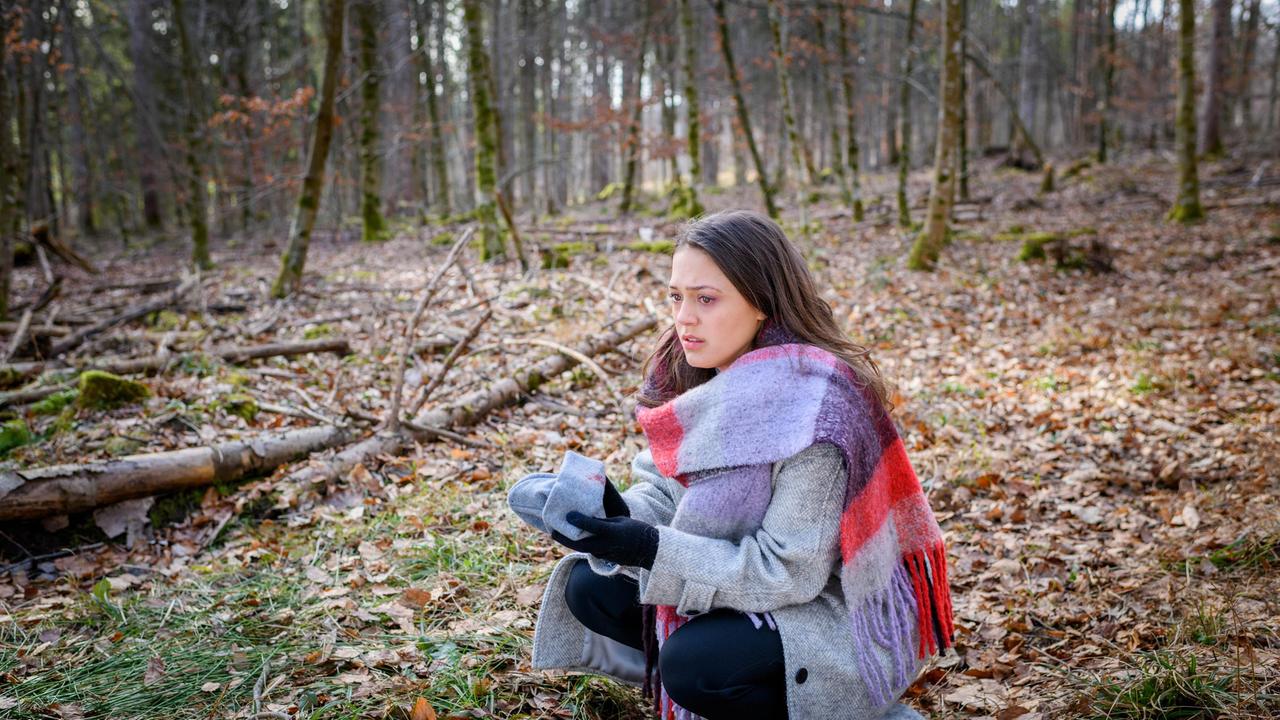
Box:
[410,697,437,720]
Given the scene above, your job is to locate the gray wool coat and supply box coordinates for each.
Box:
[528,444,928,720]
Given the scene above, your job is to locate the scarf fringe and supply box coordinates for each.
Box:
[847,542,955,707]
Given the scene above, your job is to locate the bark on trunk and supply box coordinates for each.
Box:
[272,0,346,297]
[356,0,387,243]
[897,0,920,226]
[1171,0,1204,222]
[172,0,212,270]
[909,0,962,270]
[1198,0,1231,155]
[0,427,356,521]
[463,0,505,261]
[712,0,778,218]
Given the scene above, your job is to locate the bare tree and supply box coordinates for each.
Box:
[1170,0,1203,223]
[272,0,347,297]
[172,0,212,270]
[712,0,778,218]
[1198,0,1230,155]
[909,0,962,270]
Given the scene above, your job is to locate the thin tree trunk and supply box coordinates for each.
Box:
[61,0,96,238]
[619,4,652,216]
[909,0,961,270]
[1198,0,1230,155]
[956,0,970,202]
[463,0,504,261]
[896,0,919,226]
[679,0,702,189]
[272,0,346,298]
[128,0,163,229]
[1170,0,1204,222]
[712,0,778,218]
[835,5,864,221]
[1237,0,1261,134]
[1098,0,1117,162]
[415,0,449,215]
[356,0,387,242]
[766,0,815,188]
[0,1,13,320]
[172,0,212,270]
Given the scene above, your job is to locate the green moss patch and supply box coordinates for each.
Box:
[0,418,32,456]
[77,371,150,410]
[30,389,79,416]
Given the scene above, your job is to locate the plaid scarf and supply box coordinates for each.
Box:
[634,324,954,719]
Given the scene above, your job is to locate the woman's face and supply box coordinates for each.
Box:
[668,246,765,372]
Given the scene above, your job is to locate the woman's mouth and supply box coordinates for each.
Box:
[681,335,704,349]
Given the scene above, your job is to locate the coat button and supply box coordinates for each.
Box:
[795,668,808,684]
[686,609,700,616]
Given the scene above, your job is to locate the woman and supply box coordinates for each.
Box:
[511,210,953,719]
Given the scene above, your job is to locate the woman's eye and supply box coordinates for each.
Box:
[698,296,713,305]
[669,293,681,303]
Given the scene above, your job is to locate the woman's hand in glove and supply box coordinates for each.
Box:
[550,511,658,570]
[602,477,630,518]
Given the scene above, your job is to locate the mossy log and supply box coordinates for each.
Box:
[0,426,355,521]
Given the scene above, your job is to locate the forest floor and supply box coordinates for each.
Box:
[1,151,1278,720]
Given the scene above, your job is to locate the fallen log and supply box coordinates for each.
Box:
[0,426,356,521]
[0,315,658,520]
[0,338,351,402]
[50,275,199,357]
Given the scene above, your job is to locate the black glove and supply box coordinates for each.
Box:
[602,477,630,518]
[551,511,659,570]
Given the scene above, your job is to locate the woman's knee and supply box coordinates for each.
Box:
[563,559,597,622]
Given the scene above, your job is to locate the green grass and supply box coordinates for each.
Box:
[1084,650,1243,720]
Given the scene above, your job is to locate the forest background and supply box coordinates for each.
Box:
[0,0,1278,717]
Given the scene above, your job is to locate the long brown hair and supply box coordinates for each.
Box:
[636,210,893,412]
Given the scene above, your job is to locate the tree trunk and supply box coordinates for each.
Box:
[1235,0,1260,133]
[766,0,815,189]
[1269,21,1280,134]
[619,3,652,216]
[835,5,864,221]
[0,427,357,521]
[1198,0,1231,155]
[679,0,702,189]
[896,0,920,226]
[956,0,970,202]
[172,0,212,270]
[61,0,96,238]
[413,0,450,216]
[1012,0,1041,165]
[1097,0,1117,162]
[517,0,538,209]
[127,0,163,229]
[272,0,346,298]
[463,0,504,261]
[712,0,778,218]
[355,0,387,242]
[1171,0,1204,222]
[0,1,13,320]
[909,0,961,270]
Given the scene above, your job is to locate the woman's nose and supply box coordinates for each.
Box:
[674,300,697,326]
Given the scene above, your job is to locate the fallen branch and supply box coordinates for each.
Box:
[50,275,199,357]
[0,338,351,403]
[0,426,356,521]
[406,307,491,417]
[387,228,473,433]
[280,314,659,490]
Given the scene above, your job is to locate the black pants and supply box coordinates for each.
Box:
[564,559,788,719]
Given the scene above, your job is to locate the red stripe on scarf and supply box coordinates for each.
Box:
[837,438,921,560]
[637,403,685,479]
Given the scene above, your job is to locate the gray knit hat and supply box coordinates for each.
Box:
[507,450,608,540]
